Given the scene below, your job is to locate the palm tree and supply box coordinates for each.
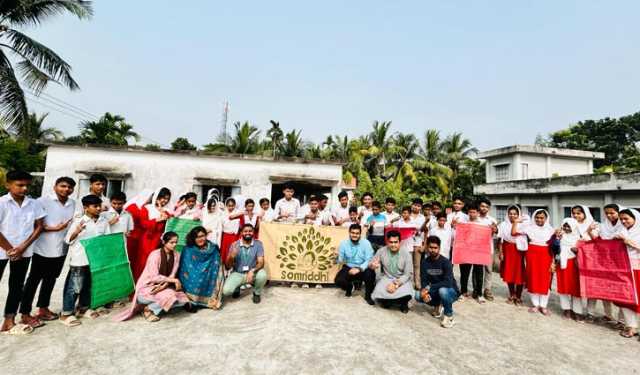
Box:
[0,1,92,130]
[411,129,453,198]
[359,121,393,176]
[440,132,477,197]
[79,112,139,146]
[280,129,304,157]
[266,120,283,157]
[204,121,260,154]
[18,112,63,143]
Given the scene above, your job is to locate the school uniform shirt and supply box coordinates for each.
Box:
[332,205,350,225]
[222,211,241,234]
[430,225,453,259]
[74,194,109,217]
[303,210,324,226]
[447,211,469,225]
[382,211,400,224]
[341,219,358,228]
[259,208,275,223]
[366,213,388,236]
[319,208,334,226]
[393,219,418,253]
[33,194,76,258]
[65,215,111,267]
[0,194,46,260]
[243,213,259,227]
[411,213,426,247]
[274,198,300,223]
[175,205,202,221]
[358,206,373,225]
[100,207,134,234]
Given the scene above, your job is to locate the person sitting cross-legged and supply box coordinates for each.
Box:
[415,235,460,328]
[223,224,268,304]
[334,224,376,305]
[369,230,414,313]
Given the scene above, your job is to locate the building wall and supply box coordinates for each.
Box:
[485,155,515,182]
[484,153,596,183]
[42,146,343,207]
[550,157,591,177]
[518,154,548,179]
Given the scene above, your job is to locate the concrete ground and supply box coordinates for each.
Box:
[1,269,639,375]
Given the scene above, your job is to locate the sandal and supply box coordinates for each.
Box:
[21,316,45,329]
[80,309,100,319]
[506,296,514,305]
[528,307,539,313]
[540,308,551,316]
[1,323,34,335]
[514,298,523,307]
[620,327,637,338]
[36,310,59,321]
[95,307,110,316]
[143,309,160,322]
[59,315,82,327]
[562,310,572,319]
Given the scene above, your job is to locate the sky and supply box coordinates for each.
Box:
[22,1,640,150]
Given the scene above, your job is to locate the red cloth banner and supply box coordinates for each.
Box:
[452,223,493,265]
[385,227,416,241]
[577,239,637,305]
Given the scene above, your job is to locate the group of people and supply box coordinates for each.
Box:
[0,171,639,338]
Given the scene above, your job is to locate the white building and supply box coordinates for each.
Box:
[474,145,640,225]
[42,144,344,207]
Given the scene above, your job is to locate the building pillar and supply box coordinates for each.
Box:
[546,156,551,178]
[514,195,520,204]
[513,154,521,180]
[551,194,560,226]
[604,193,613,205]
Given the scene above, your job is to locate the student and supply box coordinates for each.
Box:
[240,199,260,237]
[477,197,498,302]
[614,209,640,339]
[87,174,109,212]
[136,188,172,282]
[365,201,388,249]
[512,209,555,315]
[430,213,453,260]
[258,198,275,223]
[335,224,375,305]
[554,218,584,321]
[123,189,154,281]
[223,224,268,304]
[382,197,400,224]
[274,184,300,223]
[220,198,241,262]
[431,201,443,218]
[393,206,419,266]
[301,196,323,226]
[174,192,202,220]
[572,204,613,323]
[357,192,374,225]
[20,177,76,326]
[421,202,433,232]
[341,206,359,228]
[0,171,45,334]
[102,192,134,236]
[415,236,460,328]
[332,191,351,226]
[369,230,413,313]
[498,205,527,306]
[202,197,223,246]
[459,203,487,303]
[60,195,111,327]
[599,204,625,240]
[317,195,333,225]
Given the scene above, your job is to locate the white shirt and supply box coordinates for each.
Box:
[75,193,109,217]
[34,194,76,258]
[243,213,259,227]
[382,211,400,223]
[431,225,453,259]
[274,198,300,223]
[303,209,324,226]
[393,219,417,252]
[0,194,46,260]
[259,208,275,223]
[65,215,111,266]
[222,211,240,233]
[331,205,350,225]
[411,213,426,247]
[358,206,373,225]
[100,208,134,235]
[447,211,469,225]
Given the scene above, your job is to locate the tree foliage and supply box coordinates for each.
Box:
[170,137,196,151]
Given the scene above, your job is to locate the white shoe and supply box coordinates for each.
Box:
[441,315,455,328]
[433,306,443,319]
[477,296,486,304]
[240,285,247,290]
[291,283,299,288]
[302,284,310,288]
[315,284,323,289]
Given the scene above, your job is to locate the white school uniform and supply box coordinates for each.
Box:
[101,208,134,235]
[259,207,276,223]
[411,213,426,247]
[34,194,76,258]
[332,205,350,225]
[0,194,46,260]
[222,211,241,234]
[358,206,373,225]
[393,219,418,253]
[382,211,400,224]
[274,198,300,223]
[65,215,111,267]
[430,225,453,259]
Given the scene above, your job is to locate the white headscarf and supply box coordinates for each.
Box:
[559,218,580,269]
[600,204,626,240]
[620,209,640,266]
[145,187,170,220]
[572,204,594,240]
[123,189,154,210]
[498,205,529,251]
[525,209,554,246]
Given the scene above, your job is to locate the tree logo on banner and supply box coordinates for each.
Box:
[277,226,336,273]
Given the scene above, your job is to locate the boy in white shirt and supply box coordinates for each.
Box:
[274,184,300,223]
[477,197,498,301]
[382,197,400,224]
[61,195,111,326]
[429,213,454,259]
[332,191,350,226]
[0,171,45,334]
[357,192,374,225]
[102,192,134,236]
[21,177,76,326]
[341,207,360,228]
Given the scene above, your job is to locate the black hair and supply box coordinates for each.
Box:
[89,174,107,184]
[401,206,411,213]
[6,170,33,182]
[436,212,447,220]
[423,202,433,209]
[604,204,620,212]
[349,223,362,232]
[110,191,127,202]
[361,192,373,200]
[338,191,348,199]
[426,235,441,247]
[477,196,491,207]
[157,187,171,200]
[620,209,635,220]
[308,195,319,203]
[282,183,295,191]
[372,201,381,209]
[184,192,197,200]
[385,197,396,205]
[240,223,254,231]
[55,176,76,187]
[412,198,423,205]
[225,197,236,205]
[431,201,442,209]
[385,230,400,240]
[466,202,479,212]
[318,195,328,202]
[571,205,585,215]
[452,196,466,203]
[207,198,217,210]
[508,204,522,214]
[186,226,208,247]
[245,198,255,206]
[259,198,270,205]
[534,210,548,218]
[162,231,178,244]
[81,194,102,207]
[348,206,358,214]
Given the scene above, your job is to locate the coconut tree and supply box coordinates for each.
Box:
[279,129,304,157]
[79,112,139,146]
[18,112,62,144]
[266,120,284,157]
[204,121,260,154]
[0,0,92,130]
[440,132,477,198]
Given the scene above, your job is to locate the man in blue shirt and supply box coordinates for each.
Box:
[335,224,375,305]
[223,224,267,304]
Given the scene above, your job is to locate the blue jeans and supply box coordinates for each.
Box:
[62,266,91,315]
[137,296,186,316]
[415,287,458,317]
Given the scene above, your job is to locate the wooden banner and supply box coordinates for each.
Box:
[577,239,637,305]
[451,223,493,265]
[260,222,346,283]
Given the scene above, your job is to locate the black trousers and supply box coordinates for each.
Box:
[0,257,31,317]
[459,263,483,297]
[378,295,412,308]
[334,265,375,298]
[20,254,67,314]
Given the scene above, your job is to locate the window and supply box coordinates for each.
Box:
[494,164,510,181]
[564,206,601,222]
[495,205,508,222]
[78,177,124,198]
[527,206,548,217]
[521,163,529,179]
[200,184,240,204]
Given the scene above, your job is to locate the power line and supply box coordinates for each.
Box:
[33,90,99,119]
[24,90,98,120]
[25,96,90,122]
